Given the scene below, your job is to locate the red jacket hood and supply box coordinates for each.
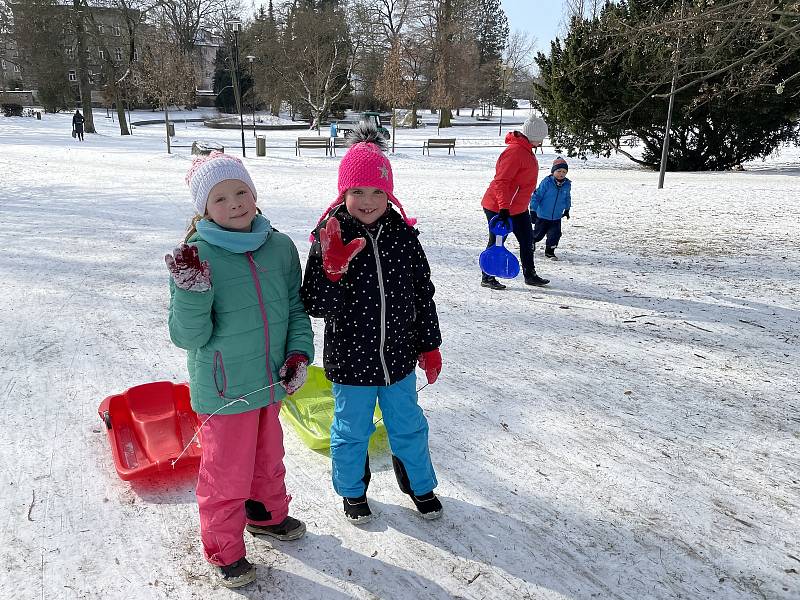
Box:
[505,130,533,150]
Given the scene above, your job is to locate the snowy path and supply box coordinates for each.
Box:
[0,113,798,599]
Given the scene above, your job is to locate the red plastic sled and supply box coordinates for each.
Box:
[98,381,201,480]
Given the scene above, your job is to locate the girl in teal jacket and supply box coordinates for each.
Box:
[166,152,314,589]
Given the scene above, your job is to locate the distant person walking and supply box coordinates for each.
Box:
[479,115,550,290]
[72,110,85,141]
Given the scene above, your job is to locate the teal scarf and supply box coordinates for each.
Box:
[196,214,272,253]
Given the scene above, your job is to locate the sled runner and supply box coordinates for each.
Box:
[98,381,201,480]
[479,215,520,279]
[281,366,386,451]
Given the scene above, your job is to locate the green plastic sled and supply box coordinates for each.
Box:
[280,366,387,450]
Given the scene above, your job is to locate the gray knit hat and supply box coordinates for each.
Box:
[522,116,548,145]
[185,151,257,215]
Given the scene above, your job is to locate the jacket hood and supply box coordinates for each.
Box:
[505,131,533,150]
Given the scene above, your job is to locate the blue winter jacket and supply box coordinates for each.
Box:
[530,175,572,221]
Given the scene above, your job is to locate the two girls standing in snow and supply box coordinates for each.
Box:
[530,156,572,260]
[301,123,444,525]
[166,152,313,588]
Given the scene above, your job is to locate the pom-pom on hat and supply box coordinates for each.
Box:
[311,122,416,238]
[522,116,548,145]
[551,156,569,173]
[185,151,257,216]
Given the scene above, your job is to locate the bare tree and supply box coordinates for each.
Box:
[375,38,414,149]
[133,25,196,152]
[276,3,358,131]
[155,0,220,54]
[84,0,151,135]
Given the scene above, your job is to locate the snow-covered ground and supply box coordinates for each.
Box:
[1,110,798,600]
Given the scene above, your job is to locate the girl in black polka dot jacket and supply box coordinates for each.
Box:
[301,123,443,525]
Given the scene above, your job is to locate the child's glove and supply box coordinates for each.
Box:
[417,349,442,385]
[498,208,511,227]
[165,244,211,292]
[563,209,570,219]
[319,217,366,282]
[279,353,309,395]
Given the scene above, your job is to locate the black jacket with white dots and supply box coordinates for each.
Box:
[301,205,442,386]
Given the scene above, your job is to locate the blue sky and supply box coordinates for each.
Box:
[501,0,564,53]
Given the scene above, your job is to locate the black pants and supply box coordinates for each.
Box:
[482,208,535,276]
[532,217,562,249]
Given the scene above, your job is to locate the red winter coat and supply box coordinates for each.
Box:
[481,131,540,216]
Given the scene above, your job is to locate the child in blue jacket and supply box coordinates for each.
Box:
[530,156,572,260]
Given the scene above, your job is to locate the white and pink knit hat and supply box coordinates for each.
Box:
[185,151,257,215]
[311,124,416,237]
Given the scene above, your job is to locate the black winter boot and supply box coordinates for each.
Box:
[343,495,373,525]
[544,247,557,260]
[481,275,507,290]
[216,558,256,588]
[524,269,550,286]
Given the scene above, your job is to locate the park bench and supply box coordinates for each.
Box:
[423,138,456,156]
[331,136,349,156]
[296,136,331,156]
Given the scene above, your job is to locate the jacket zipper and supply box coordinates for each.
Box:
[365,224,391,385]
[246,252,275,403]
[550,180,562,220]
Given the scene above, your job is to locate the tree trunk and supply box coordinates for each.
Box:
[411,102,418,129]
[165,105,171,154]
[72,0,95,133]
[115,91,130,136]
[439,108,452,128]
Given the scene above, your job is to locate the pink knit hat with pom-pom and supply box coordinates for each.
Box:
[185,151,257,216]
[311,123,416,239]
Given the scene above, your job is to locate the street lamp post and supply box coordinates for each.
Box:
[227,19,246,157]
[246,55,256,137]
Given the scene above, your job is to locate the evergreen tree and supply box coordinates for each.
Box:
[535,0,800,170]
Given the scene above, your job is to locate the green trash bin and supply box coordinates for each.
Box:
[256,135,266,157]
[167,122,175,137]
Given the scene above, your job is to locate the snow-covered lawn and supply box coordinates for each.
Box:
[0,110,798,600]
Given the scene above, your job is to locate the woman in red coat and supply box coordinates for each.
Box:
[480,116,550,289]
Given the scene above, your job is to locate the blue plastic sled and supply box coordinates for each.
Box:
[479,215,520,279]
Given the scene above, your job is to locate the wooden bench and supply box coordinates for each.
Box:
[296,136,331,156]
[423,138,456,155]
[331,136,348,156]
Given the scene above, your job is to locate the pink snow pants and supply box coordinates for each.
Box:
[196,402,290,566]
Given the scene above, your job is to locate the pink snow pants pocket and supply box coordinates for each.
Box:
[196,402,290,566]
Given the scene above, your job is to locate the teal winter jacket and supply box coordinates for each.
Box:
[168,218,314,415]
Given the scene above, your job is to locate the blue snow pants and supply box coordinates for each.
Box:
[330,372,438,498]
[532,217,563,249]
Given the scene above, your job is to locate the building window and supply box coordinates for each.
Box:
[14,64,20,72]
[133,49,138,62]
[113,25,121,36]
[115,48,122,61]
[1,59,5,71]
[69,70,77,81]
[98,24,104,34]
[99,49,105,60]
[66,47,74,58]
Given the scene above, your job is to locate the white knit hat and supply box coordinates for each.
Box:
[522,116,548,144]
[185,151,257,215]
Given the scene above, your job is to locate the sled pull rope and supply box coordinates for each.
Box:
[170,380,282,468]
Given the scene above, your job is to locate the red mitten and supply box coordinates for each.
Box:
[279,353,309,395]
[319,217,366,282]
[417,349,442,385]
[165,244,211,292]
